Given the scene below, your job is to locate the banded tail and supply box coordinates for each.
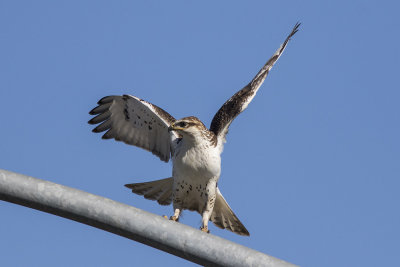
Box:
[125,177,173,206]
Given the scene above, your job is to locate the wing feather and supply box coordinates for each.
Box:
[89,94,179,162]
[89,102,112,115]
[88,110,111,124]
[210,23,300,150]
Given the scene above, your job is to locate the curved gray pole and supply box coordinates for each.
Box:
[0,169,296,267]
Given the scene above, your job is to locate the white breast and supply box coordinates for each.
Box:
[172,138,221,182]
[170,136,220,211]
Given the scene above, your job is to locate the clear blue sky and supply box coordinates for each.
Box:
[1,1,399,266]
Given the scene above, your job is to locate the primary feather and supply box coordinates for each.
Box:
[89,95,179,162]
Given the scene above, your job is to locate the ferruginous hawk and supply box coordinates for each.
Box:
[88,23,299,236]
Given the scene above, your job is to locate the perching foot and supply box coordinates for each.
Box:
[200,226,210,234]
[170,215,179,222]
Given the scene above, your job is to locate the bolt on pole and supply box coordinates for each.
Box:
[0,169,297,267]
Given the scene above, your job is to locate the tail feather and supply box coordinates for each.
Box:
[211,188,250,236]
[125,177,173,206]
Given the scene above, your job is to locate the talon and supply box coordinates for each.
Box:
[200,226,210,234]
[170,216,178,221]
[162,215,168,219]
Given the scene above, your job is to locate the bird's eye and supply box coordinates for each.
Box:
[176,121,188,128]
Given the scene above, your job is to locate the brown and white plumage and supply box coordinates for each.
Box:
[89,95,179,162]
[210,22,300,149]
[125,177,173,206]
[89,23,299,236]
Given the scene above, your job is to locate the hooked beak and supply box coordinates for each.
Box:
[168,123,184,132]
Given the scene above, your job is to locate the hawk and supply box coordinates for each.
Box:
[88,23,299,236]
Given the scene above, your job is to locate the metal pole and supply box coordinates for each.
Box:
[0,169,296,267]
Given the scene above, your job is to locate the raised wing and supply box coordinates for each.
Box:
[210,23,300,149]
[88,95,179,162]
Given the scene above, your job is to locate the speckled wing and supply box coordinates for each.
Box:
[88,95,179,162]
[210,23,300,149]
[211,188,250,236]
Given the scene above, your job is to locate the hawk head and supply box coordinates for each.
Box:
[168,116,208,138]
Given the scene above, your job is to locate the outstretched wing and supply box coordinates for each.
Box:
[88,95,179,162]
[210,23,300,149]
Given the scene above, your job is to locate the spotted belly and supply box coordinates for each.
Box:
[172,177,211,213]
[171,140,221,213]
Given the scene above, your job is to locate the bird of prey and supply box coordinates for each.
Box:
[88,23,299,236]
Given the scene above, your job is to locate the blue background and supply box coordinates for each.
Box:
[1,1,399,266]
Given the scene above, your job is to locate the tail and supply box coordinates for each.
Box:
[210,188,250,236]
[125,177,173,206]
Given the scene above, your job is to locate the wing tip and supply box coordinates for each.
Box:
[101,130,114,139]
[124,183,133,189]
[282,22,301,49]
[88,117,98,125]
[291,22,301,37]
[98,95,118,105]
[92,127,103,133]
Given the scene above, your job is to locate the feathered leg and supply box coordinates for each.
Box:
[200,180,217,233]
[170,206,181,221]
